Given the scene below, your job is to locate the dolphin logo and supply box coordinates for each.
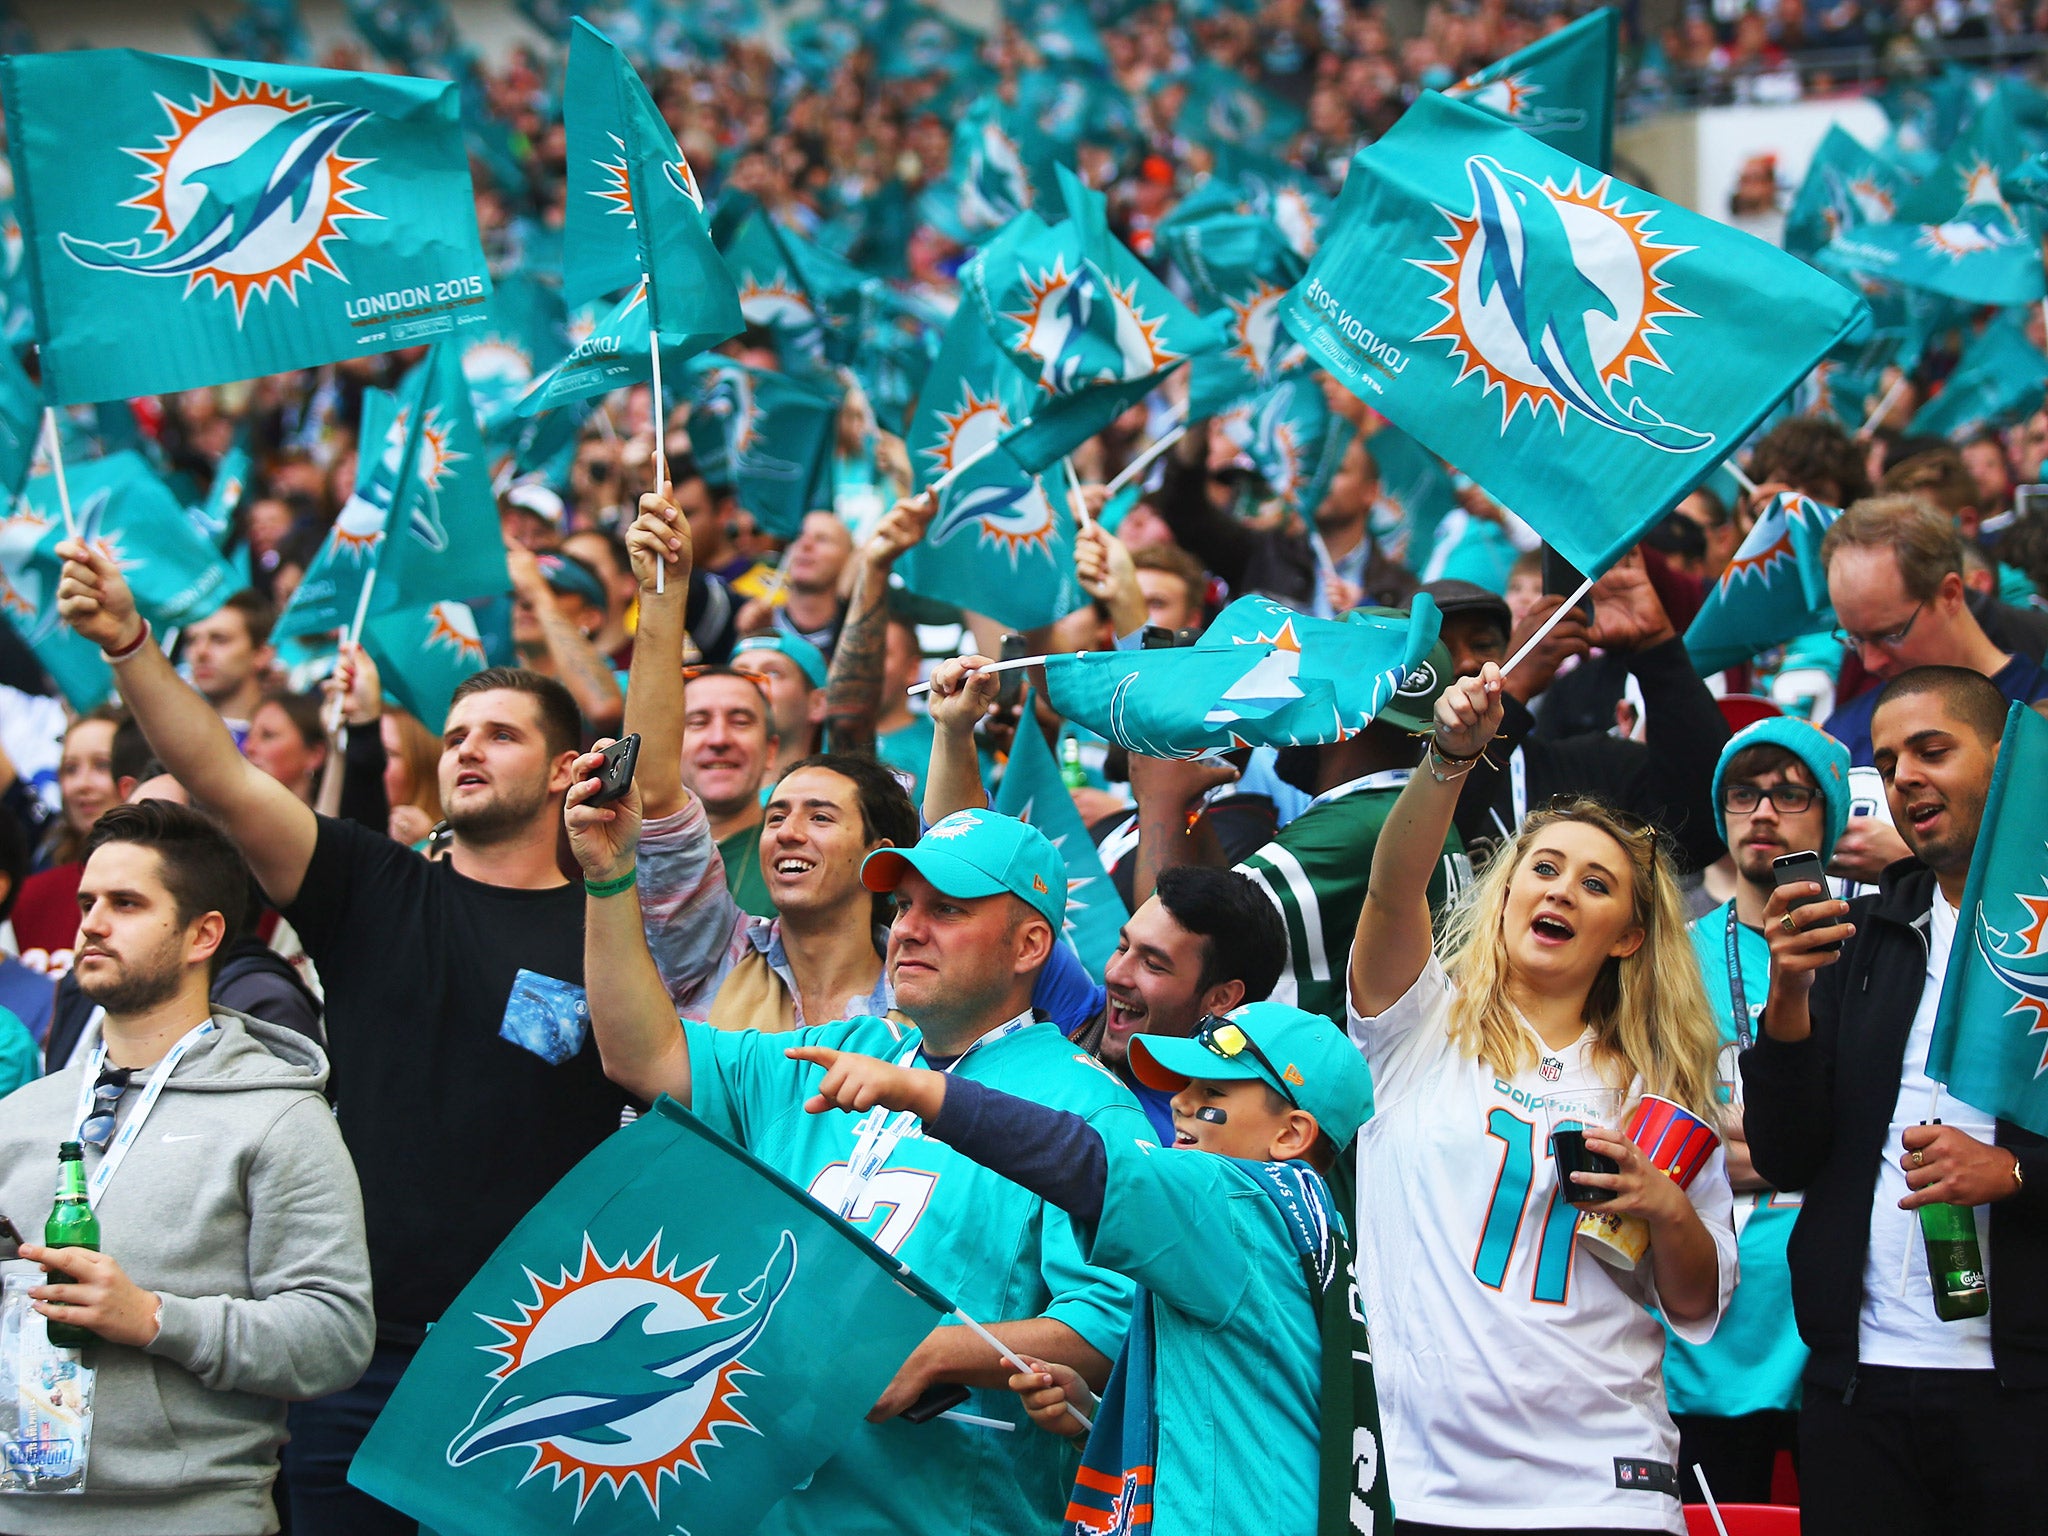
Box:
[1454,75,1587,135]
[447,1230,797,1469]
[930,475,1055,553]
[61,105,371,282]
[1459,156,1711,454]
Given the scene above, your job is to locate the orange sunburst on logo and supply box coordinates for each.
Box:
[1002,258,1176,395]
[1413,169,1694,436]
[426,602,488,668]
[108,76,375,319]
[470,1235,759,1514]
[1224,278,1293,379]
[591,137,638,224]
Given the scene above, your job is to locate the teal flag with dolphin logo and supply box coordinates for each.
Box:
[360,597,492,733]
[1279,92,1869,580]
[0,49,490,405]
[563,19,742,355]
[683,356,839,540]
[1909,311,2048,440]
[1364,423,1458,571]
[278,386,399,639]
[348,1097,953,1536]
[1682,492,1843,675]
[1045,593,1442,758]
[935,96,1039,238]
[1215,372,1347,521]
[1444,7,1617,170]
[1822,92,2045,306]
[1928,703,2048,1140]
[7,451,241,632]
[1155,208,1307,417]
[1171,61,1303,156]
[993,690,1129,981]
[900,300,1086,631]
[1784,126,1910,261]
[0,342,41,497]
[462,273,569,449]
[961,165,1223,474]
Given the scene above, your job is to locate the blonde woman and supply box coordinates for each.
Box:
[379,707,444,848]
[1347,662,1734,1535]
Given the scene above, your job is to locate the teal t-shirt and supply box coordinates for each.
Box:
[0,1005,36,1100]
[685,1014,1153,1536]
[1665,902,1806,1415]
[1088,1138,1326,1536]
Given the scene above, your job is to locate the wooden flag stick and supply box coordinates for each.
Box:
[41,408,76,540]
[1103,421,1188,499]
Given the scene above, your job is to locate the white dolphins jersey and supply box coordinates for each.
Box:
[1349,958,1737,1533]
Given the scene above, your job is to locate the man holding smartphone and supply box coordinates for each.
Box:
[1745,667,2048,1536]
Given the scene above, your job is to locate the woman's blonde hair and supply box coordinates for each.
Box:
[1436,796,1721,1122]
[385,707,444,823]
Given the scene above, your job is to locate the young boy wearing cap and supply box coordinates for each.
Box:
[1666,717,1849,1501]
[790,1000,1393,1536]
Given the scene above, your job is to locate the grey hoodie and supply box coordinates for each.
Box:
[0,1009,373,1536]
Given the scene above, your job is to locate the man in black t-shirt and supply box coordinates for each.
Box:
[55,539,629,1536]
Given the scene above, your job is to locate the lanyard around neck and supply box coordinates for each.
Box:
[833,1013,1034,1219]
[70,1017,218,1207]
[1723,904,1753,1053]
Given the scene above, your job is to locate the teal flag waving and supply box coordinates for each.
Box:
[1281,92,1869,580]
[1,50,489,405]
[0,503,114,711]
[962,166,1223,473]
[1682,492,1843,674]
[1215,373,1348,520]
[994,697,1129,980]
[1909,312,2048,440]
[940,96,1038,237]
[1045,594,1442,757]
[516,282,654,414]
[1445,7,1617,170]
[1929,704,2048,1139]
[683,357,838,540]
[360,597,491,732]
[367,342,511,615]
[563,19,741,354]
[1366,423,1458,571]
[1784,126,1909,260]
[11,451,241,630]
[348,1097,952,1536]
[1171,62,1303,156]
[463,274,569,448]
[0,343,41,497]
[901,301,1085,631]
[1155,209,1307,417]
[278,387,398,639]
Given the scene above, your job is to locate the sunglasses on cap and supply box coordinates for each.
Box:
[1195,1015,1300,1109]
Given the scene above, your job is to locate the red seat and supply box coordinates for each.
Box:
[1684,1505,1800,1536]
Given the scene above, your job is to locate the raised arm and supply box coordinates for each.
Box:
[56,541,317,905]
[622,488,692,819]
[565,749,693,1104]
[508,542,624,738]
[1350,664,1503,1018]
[919,655,999,823]
[823,491,936,757]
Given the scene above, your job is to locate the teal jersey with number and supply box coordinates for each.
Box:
[1089,1136,1327,1536]
[685,1013,1153,1536]
[1665,902,1806,1415]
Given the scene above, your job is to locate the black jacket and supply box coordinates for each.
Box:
[1451,636,1731,873]
[1741,860,2048,1392]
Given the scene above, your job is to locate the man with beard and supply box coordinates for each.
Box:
[52,541,629,1536]
[0,800,371,1536]
[1748,667,2048,1536]
[1667,718,1850,1503]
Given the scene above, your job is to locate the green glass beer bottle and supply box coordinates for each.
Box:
[1917,1123,1990,1321]
[43,1141,99,1348]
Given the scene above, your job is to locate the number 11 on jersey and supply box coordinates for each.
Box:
[1473,1108,1576,1303]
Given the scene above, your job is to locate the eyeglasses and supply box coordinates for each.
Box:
[77,1065,135,1151]
[1721,781,1820,816]
[1195,1015,1299,1108]
[1832,601,1925,655]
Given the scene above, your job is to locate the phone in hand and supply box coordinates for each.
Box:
[1771,849,1841,952]
[586,733,641,805]
[995,632,1030,714]
[898,1383,970,1424]
[1541,545,1594,621]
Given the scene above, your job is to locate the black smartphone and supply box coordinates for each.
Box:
[995,632,1030,713]
[1771,849,1841,952]
[898,1383,970,1424]
[587,733,641,805]
[1542,545,1594,620]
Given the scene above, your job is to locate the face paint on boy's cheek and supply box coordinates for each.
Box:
[1195,1106,1228,1124]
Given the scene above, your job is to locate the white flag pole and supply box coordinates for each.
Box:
[648,321,668,596]
[1858,373,1909,440]
[1501,573,1596,678]
[1690,1464,1732,1536]
[1103,421,1188,499]
[948,1306,1093,1432]
[1723,460,1759,498]
[905,652,1049,698]
[1062,457,1094,528]
[927,436,1001,497]
[41,408,76,540]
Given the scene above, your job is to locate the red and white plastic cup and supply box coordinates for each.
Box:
[1575,1095,1721,1271]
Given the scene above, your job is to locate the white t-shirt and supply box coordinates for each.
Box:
[1857,890,1996,1368]
[1350,957,1737,1533]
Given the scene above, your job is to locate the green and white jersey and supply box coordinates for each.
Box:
[1089,1136,1328,1536]
[1237,770,1473,1025]
[685,1012,1152,1536]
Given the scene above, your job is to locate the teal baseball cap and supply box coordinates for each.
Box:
[861,809,1066,931]
[735,631,829,689]
[1129,1001,1374,1149]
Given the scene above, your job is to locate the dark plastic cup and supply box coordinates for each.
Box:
[1551,1127,1619,1204]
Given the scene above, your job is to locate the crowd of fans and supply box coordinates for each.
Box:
[1,3,2047,1536]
